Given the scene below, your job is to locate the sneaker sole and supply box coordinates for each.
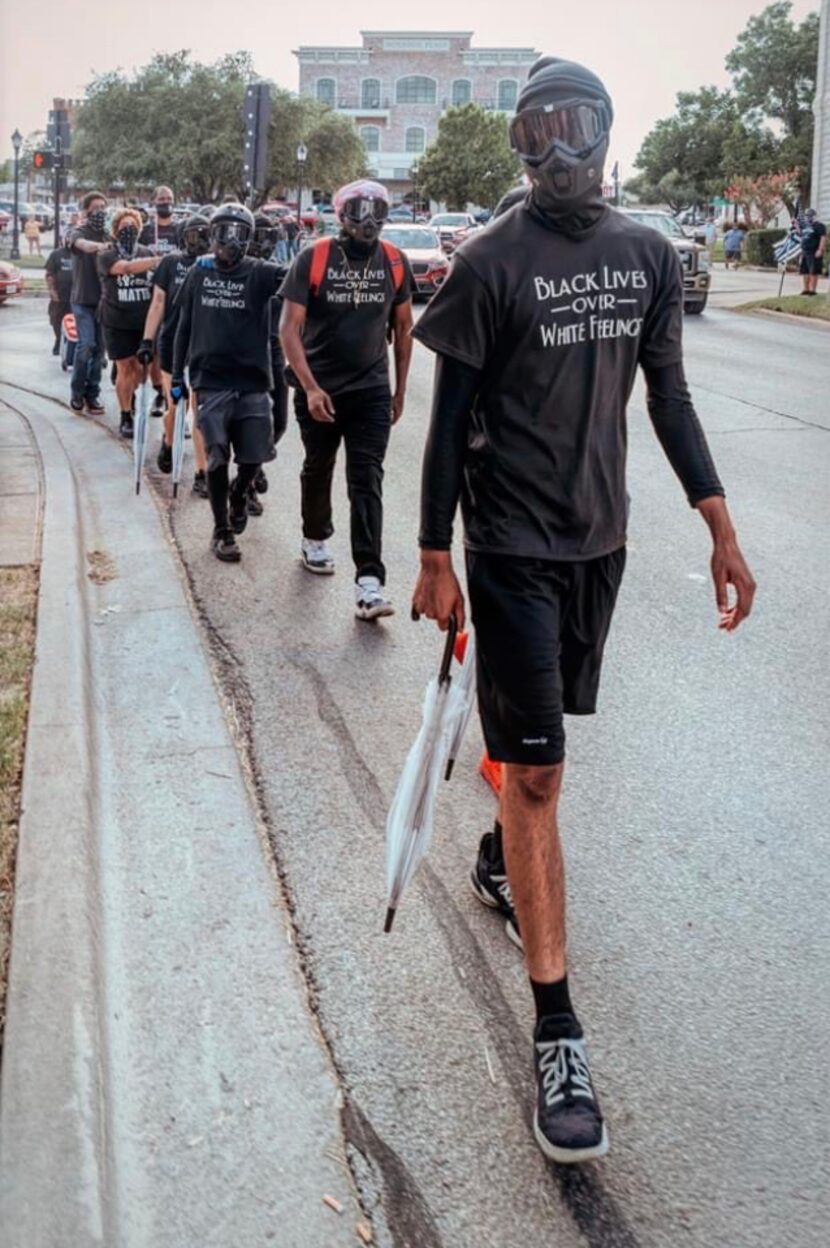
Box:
[301,558,336,575]
[213,547,241,563]
[533,1114,609,1164]
[470,871,524,950]
[356,603,395,621]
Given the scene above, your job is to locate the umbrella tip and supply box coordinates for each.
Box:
[383,906,396,934]
[135,483,140,496]
[445,759,455,781]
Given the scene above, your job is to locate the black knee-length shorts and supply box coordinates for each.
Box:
[466,547,626,767]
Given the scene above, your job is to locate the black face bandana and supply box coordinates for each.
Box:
[156,203,174,219]
[116,225,138,257]
[87,208,107,233]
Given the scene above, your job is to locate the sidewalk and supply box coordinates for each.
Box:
[0,387,364,1247]
[0,402,40,566]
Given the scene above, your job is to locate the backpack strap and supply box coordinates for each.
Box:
[308,237,333,297]
[380,240,405,293]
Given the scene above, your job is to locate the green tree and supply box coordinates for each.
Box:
[726,1,819,194]
[263,91,366,200]
[417,104,520,211]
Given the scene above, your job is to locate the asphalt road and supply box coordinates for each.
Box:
[1,294,828,1248]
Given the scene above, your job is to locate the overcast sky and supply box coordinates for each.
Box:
[0,0,817,178]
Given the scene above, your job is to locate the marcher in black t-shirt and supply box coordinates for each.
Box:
[139,186,179,415]
[411,57,756,1165]
[68,190,109,415]
[799,208,827,295]
[138,214,211,494]
[44,240,74,355]
[245,213,290,512]
[280,178,414,620]
[172,203,282,563]
[96,208,158,439]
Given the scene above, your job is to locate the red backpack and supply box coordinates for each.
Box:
[308,236,406,298]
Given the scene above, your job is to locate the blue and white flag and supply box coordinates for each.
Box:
[774,200,804,266]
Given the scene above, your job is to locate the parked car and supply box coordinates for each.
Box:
[428,212,479,254]
[618,209,711,314]
[381,224,449,298]
[388,206,419,223]
[261,201,297,221]
[0,261,24,303]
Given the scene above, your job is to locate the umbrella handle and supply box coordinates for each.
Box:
[439,614,459,686]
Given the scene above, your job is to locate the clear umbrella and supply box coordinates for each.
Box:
[445,629,476,780]
[384,617,477,932]
[171,396,187,498]
[133,379,151,495]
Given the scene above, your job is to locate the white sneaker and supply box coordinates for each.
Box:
[355,576,394,621]
[301,538,335,575]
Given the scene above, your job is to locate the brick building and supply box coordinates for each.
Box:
[295,31,539,204]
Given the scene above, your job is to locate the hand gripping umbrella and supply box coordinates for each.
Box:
[133,378,152,495]
[171,396,187,498]
[384,616,477,933]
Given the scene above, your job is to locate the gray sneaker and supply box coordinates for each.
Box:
[301,539,335,575]
[355,576,394,621]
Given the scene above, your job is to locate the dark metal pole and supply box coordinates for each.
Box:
[11,136,21,260]
[53,137,62,251]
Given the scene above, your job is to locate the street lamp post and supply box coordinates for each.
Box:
[296,142,307,228]
[10,129,22,261]
[410,161,419,222]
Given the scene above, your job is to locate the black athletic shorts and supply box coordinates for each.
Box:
[196,389,276,472]
[103,324,143,361]
[799,252,823,276]
[466,547,626,767]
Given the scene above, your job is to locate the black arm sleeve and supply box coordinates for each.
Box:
[419,354,483,550]
[172,271,195,379]
[643,361,725,506]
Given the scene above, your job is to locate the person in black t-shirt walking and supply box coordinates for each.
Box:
[68,190,110,415]
[412,57,756,1164]
[44,237,74,356]
[96,208,158,438]
[279,179,414,620]
[245,213,290,514]
[172,203,283,563]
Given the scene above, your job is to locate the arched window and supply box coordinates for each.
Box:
[361,78,381,109]
[316,78,336,108]
[405,127,426,154]
[452,79,472,106]
[360,126,381,153]
[497,79,518,112]
[396,76,437,105]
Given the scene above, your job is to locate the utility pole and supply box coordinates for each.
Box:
[10,129,22,260]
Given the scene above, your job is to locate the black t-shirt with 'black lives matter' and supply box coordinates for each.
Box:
[96,245,155,332]
[413,205,684,561]
[173,258,283,392]
[279,237,413,396]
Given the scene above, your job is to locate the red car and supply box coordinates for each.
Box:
[0,261,24,303]
[381,225,449,299]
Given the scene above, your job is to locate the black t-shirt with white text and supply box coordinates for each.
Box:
[801,219,826,255]
[68,224,106,307]
[45,245,74,303]
[413,204,684,561]
[139,218,179,255]
[173,258,283,392]
[96,245,155,332]
[152,250,198,355]
[279,237,413,395]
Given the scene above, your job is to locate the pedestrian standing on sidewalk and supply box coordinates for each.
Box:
[723,223,744,269]
[279,178,414,620]
[24,217,41,256]
[96,208,158,439]
[172,203,283,563]
[799,208,826,295]
[68,190,110,416]
[411,56,756,1165]
[44,236,73,356]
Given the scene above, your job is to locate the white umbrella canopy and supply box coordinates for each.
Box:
[384,619,477,933]
[171,397,187,498]
[133,379,152,495]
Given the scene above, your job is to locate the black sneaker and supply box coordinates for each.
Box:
[533,1014,609,1164]
[254,467,268,494]
[229,482,249,535]
[246,487,264,517]
[70,397,84,414]
[191,470,209,498]
[211,527,241,562]
[470,832,522,949]
[157,440,173,473]
[119,412,134,439]
[151,389,165,418]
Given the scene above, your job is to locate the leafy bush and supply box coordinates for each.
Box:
[744,228,786,267]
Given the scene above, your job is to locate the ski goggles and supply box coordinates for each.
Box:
[510,99,610,164]
[341,197,389,224]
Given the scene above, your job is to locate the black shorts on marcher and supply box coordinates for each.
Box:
[799,253,823,276]
[466,547,627,766]
[195,389,276,472]
[103,324,143,361]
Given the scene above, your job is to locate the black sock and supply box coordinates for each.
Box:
[491,818,504,864]
[120,409,131,420]
[234,463,259,494]
[207,464,229,531]
[530,975,574,1023]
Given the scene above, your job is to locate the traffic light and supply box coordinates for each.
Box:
[32,150,54,170]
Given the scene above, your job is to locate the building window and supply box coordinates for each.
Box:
[497,79,518,112]
[361,78,381,109]
[316,78,336,107]
[396,76,437,105]
[405,127,426,154]
[452,79,472,106]
[360,126,381,153]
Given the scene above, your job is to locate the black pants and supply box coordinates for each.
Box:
[49,300,69,348]
[295,384,391,583]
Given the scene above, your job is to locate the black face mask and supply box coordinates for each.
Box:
[156,203,173,219]
[116,225,138,257]
[87,208,106,233]
[182,228,210,258]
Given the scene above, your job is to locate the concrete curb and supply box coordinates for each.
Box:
[0,386,362,1247]
[735,306,830,332]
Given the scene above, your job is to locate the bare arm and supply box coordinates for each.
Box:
[73,238,108,255]
[142,284,167,341]
[46,274,59,301]
[279,299,335,422]
[107,256,157,277]
[695,496,756,632]
[390,299,414,424]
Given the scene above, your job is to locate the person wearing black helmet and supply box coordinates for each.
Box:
[138,214,212,493]
[279,178,414,620]
[171,202,284,562]
[245,213,291,513]
[411,57,756,1163]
